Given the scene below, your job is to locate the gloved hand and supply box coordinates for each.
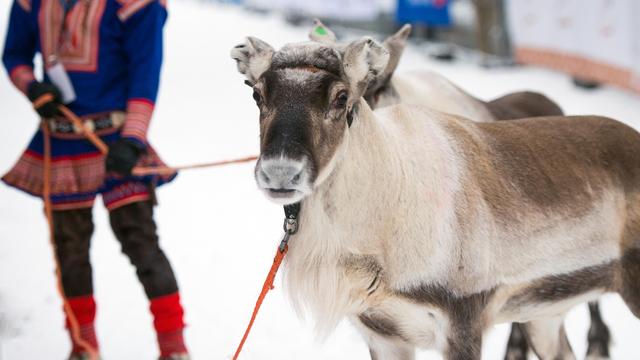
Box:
[27,82,62,118]
[106,138,145,176]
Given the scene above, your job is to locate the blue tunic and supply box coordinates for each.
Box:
[2,0,175,210]
[4,0,166,118]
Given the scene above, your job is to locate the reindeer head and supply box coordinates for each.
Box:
[231,37,389,205]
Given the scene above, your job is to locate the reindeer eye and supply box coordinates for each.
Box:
[335,91,348,108]
[252,90,262,104]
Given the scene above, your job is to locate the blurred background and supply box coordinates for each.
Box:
[1,0,640,359]
[217,0,640,93]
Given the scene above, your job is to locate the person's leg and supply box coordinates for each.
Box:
[52,207,99,355]
[108,198,187,357]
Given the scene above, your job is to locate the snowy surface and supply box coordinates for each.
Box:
[1,1,640,359]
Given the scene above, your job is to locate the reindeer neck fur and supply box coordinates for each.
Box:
[284,99,464,336]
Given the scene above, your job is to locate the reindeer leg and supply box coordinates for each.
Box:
[366,335,415,360]
[445,325,483,360]
[586,301,611,360]
[504,323,529,360]
[352,315,415,360]
[619,248,640,319]
[522,315,575,360]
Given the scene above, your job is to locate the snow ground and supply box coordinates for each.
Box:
[1,1,640,359]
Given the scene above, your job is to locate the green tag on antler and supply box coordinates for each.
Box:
[314,26,328,36]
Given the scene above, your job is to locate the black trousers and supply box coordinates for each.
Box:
[52,200,179,298]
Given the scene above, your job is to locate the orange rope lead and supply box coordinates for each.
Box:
[42,123,100,360]
[232,245,288,360]
[131,155,258,177]
[33,93,55,110]
[57,105,257,176]
[58,105,109,155]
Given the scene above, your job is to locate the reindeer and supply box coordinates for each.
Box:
[310,22,611,360]
[231,37,640,360]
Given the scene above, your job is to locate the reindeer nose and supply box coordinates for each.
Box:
[259,160,304,189]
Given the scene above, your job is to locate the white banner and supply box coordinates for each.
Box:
[244,0,381,21]
[506,0,640,94]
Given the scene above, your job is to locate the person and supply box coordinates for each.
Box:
[2,0,189,358]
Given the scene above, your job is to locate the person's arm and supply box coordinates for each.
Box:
[2,0,37,95]
[106,0,167,176]
[119,0,167,148]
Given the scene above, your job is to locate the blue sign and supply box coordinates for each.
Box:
[396,0,451,27]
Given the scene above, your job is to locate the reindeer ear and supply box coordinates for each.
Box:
[342,37,389,98]
[230,37,274,84]
[381,24,411,81]
[309,19,337,44]
[363,24,411,101]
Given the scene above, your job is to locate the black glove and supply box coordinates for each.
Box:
[27,82,62,118]
[106,138,145,176]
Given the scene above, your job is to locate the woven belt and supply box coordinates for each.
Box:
[48,112,125,134]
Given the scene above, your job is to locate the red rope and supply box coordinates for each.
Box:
[232,245,288,360]
[42,123,100,360]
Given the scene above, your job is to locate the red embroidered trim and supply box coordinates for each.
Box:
[122,99,154,143]
[9,65,35,94]
[104,193,150,210]
[102,181,150,209]
[39,0,106,72]
[17,0,31,12]
[25,149,103,162]
[2,142,171,201]
[157,329,187,357]
[6,150,106,195]
[51,199,96,210]
[117,0,154,21]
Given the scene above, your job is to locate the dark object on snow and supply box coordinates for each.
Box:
[573,77,601,90]
[431,49,456,61]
